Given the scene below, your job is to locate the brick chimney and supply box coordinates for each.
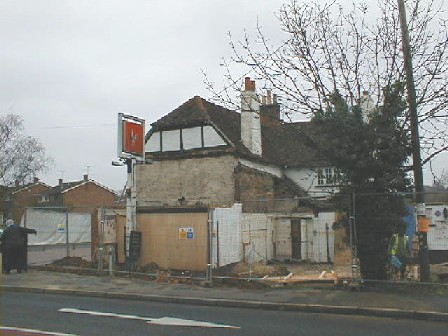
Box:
[241,77,262,156]
[260,90,281,124]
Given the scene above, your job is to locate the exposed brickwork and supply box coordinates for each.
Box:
[235,164,276,212]
[136,155,237,208]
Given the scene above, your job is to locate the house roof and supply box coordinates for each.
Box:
[146,96,327,168]
[11,181,51,195]
[42,179,117,196]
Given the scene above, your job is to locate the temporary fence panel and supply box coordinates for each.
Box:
[426,205,448,250]
[24,208,91,245]
[211,203,242,268]
[273,217,292,260]
[241,213,273,263]
[312,212,335,263]
[97,209,117,245]
[301,218,312,261]
[301,212,335,263]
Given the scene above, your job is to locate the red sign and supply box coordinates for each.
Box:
[123,121,144,156]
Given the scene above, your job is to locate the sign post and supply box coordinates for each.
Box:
[116,113,145,265]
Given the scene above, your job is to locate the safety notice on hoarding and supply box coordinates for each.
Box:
[179,227,194,240]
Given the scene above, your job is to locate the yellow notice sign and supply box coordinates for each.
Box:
[179,227,194,240]
[179,228,187,240]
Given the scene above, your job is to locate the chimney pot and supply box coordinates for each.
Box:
[59,178,63,186]
[84,174,88,181]
[267,90,272,105]
[245,77,251,90]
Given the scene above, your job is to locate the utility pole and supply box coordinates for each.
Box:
[397,0,430,281]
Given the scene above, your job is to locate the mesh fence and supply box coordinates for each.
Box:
[1,193,447,285]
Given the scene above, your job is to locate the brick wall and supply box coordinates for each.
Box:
[12,184,51,224]
[235,164,276,212]
[62,182,116,213]
[136,155,237,207]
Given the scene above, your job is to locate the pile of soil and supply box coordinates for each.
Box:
[49,256,92,268]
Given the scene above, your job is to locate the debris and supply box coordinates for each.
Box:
[283,273,293,280]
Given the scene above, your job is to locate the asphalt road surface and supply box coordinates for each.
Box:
[1,292,447,336]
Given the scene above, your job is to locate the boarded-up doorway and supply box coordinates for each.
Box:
[291,219,301,259]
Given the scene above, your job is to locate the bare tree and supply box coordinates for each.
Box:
[0,114,53,186]
[432,169,448,189]
[204,0,448,166]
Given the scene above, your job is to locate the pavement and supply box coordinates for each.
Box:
[1,268,448,323]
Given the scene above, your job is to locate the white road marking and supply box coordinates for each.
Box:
[1,326,79,335]
[59,308,240,329]
[147,317,240,328]
[59,308,151,321]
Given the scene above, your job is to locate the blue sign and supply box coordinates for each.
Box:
[186,228,194,239]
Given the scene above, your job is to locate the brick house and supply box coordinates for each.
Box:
[1,178,51,225]
[125,77,339,269]
[37,174,117,213]
[139,77,337,211]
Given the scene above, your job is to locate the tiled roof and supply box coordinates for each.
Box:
[42,179,117,196]
[146,96,327,168]
[10,181,51,195]
[44,181,84,196]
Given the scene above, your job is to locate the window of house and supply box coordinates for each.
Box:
[145,131,161,152]
[202,125,226,147]
[325,168,333,184]
[317,167,340,186]
[317,169,325,185]
[182,127,202,150]
[38,194,50,203]
[146,126,227,153]
[162,129,181,151]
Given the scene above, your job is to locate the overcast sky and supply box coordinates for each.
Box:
[1,0,446,191]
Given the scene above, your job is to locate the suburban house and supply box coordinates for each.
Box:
[17,175,118,256]
[36,174,117,214]
[126,78,339,272]
[1,178,52,225]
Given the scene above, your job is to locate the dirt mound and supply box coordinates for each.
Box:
[50,256,91,268]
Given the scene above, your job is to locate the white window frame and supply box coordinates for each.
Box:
[38,194,50,203]
[317,167,340,186]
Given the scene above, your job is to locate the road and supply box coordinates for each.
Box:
[1,292,447,336]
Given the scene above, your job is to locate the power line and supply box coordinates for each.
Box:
[29,123,116,130]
